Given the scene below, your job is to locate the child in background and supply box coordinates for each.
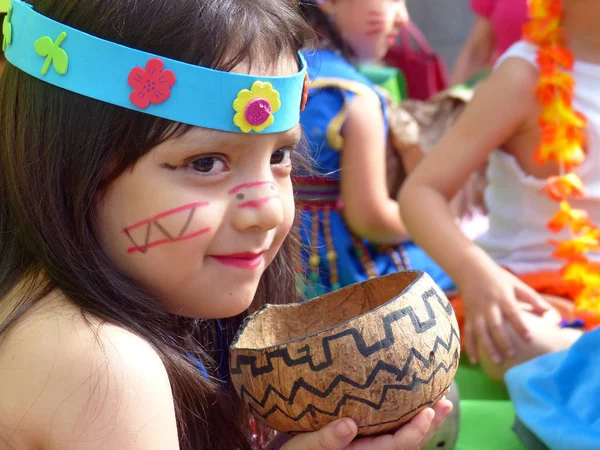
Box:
[400,0,600,379]
[0,0,452,449]
[451,0,528,86]
[297,0,456,298]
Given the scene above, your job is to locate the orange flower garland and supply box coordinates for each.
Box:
[525,0,600,329]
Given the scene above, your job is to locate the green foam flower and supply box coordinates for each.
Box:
[2,5,12,52]
[34,31,69,76]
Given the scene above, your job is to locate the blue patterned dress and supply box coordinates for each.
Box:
[296,48,455,298]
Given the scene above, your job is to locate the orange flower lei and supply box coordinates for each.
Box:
[524,0,600,329]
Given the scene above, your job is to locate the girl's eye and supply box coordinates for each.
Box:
[271,148,292,166]
[189,156,229,175]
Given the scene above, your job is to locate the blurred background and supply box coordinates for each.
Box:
[408,0,473,68]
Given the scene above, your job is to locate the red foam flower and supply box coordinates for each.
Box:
[128,58,177,109]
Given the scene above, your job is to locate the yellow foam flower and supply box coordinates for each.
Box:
[233,81,281,133]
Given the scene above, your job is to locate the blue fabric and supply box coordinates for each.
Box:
[505,328,600,450]
[187,352,210,379]
[299,48,455,297]
[215,319,230,382]
[512,418,549,450]
[188,320,229,382]
[301,49,384,178]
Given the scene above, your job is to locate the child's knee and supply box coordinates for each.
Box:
[477,306,582,383]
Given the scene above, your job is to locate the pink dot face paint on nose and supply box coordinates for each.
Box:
[228,181,279,209]
[238,196,278,209]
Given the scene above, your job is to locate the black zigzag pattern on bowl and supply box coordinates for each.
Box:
[231,287,455,376]
[246,359,456,424]
[356,384,450,430]
[279,382,452,434]
[240,325,459,409]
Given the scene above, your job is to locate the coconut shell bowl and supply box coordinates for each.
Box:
[229,271,461,437]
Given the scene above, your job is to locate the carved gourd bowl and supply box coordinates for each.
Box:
[230,271,460,436]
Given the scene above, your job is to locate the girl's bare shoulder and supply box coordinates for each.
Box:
[0,292,179,450]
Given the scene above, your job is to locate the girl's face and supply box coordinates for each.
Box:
[321,0,408,61]
[95,58,299,319]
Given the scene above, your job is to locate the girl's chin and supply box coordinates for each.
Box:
[355,47,388,64]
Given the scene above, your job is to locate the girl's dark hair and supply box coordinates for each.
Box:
[299,1,355,61]
[0,0,313,449]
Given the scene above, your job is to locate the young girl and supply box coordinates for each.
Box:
[400,0,600,377]
[297,0,456,298]
[0,0,452,449]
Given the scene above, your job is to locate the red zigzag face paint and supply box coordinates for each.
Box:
[121,180,283,255]
[123,202,211,254]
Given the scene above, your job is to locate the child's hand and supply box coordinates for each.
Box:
[458,262,551,364]
[279,398,453,450]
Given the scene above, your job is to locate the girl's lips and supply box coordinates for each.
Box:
[210,252,265,269]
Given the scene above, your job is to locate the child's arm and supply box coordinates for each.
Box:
[340,92,411,244]
[450,16,495,86]
[399,58,550,363]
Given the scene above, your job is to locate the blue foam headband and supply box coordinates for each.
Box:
[2,0,309,134]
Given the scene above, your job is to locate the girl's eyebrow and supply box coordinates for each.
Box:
[285,126,303,145]
[174,126,303,150]
[175,129,251,149]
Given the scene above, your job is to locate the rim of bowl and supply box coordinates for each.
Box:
[230,270,428,352]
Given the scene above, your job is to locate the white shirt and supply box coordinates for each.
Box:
[476,41,600,273]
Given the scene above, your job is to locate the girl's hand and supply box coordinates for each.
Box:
[458,262,550,364]
[279,397,453,450]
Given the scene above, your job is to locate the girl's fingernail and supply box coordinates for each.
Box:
[424,408,435,422]
[335,420,354,437]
